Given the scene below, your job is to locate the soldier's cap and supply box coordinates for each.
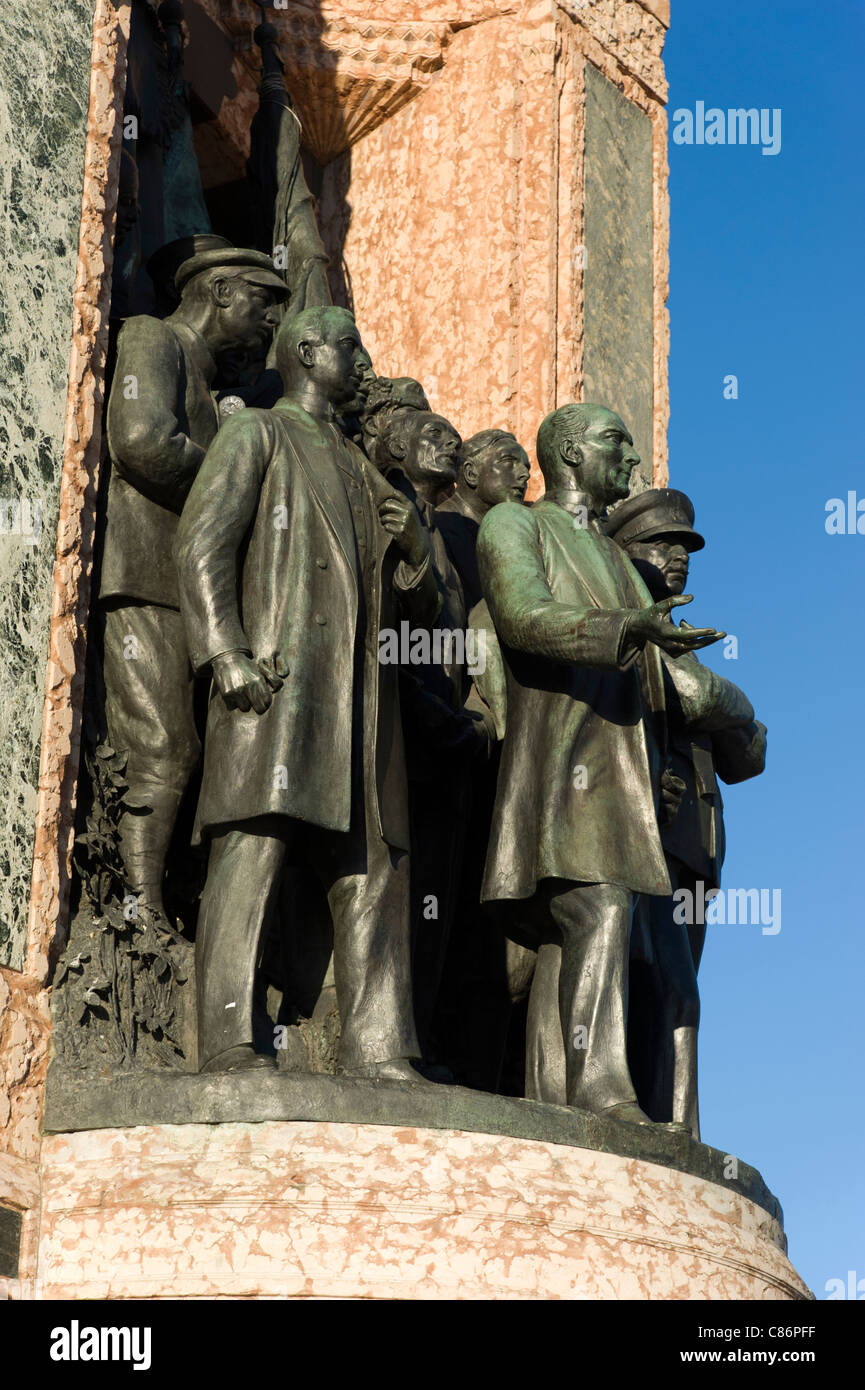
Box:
[173,247,289,297]
[147,235,234,295]
[605,487,705,552]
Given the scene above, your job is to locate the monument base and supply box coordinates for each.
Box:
[33,1072,811,1300]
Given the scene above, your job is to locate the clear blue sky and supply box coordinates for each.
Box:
[665,0,864,1298]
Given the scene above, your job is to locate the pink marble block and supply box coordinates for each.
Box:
[34,1122,811,1300]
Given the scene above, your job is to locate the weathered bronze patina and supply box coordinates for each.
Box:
[174,306,439,1077]
[476,404,724,1124]
[609,488,766,1138]
[101,246,288,934]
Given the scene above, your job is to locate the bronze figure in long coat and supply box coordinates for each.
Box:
[175,306,440,1077]
[476,403,724,1122]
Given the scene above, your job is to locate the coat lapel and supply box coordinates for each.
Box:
[357,451,414,569]
[272,401,358,581]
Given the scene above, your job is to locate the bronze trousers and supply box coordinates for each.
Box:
[195,811,420,1072]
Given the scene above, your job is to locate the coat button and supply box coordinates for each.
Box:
[316,557,328,569]
[314,613,327,625]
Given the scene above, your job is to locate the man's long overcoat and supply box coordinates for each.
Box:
[477,498,671,904]
[174,399,440,848]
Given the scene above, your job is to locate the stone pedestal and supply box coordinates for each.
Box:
[15,1071,810,1301]
[33,1112,808,1301]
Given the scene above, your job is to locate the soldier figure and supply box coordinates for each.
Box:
[608,488,766,1138]
[101,246,288,930]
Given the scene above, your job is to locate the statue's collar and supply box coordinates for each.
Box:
[447,487,485,523]
[544,488,600,522]
[172,320,217,383]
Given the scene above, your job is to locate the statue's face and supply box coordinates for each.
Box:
[220,277,283,355]
[398,412,461,487]
[306,313,369,407]
[470,438,530,509]
[564,408,639,508]
[357,350,376,401]
[626,538,690,600]
[343,346,375,415]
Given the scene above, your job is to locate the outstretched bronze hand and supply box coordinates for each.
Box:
[629,594,725,658]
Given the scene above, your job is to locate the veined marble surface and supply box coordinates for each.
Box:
[0,2,95,967]
[35,1120,812,1300]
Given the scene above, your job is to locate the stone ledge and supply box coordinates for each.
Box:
[36,1119,810,1300]
[45,1065,784,1229]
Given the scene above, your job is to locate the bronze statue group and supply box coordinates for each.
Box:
[98,240,765,1139]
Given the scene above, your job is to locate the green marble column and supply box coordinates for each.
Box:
[0,1,96,968]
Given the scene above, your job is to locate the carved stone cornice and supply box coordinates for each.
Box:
[201,2,452,164]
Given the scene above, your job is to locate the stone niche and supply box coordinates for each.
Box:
[1,0,672,951]
[160,0,672,494]
[0,0,810,1305]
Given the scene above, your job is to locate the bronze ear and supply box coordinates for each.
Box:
[210,276,233,308]
[559,437,582,467]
